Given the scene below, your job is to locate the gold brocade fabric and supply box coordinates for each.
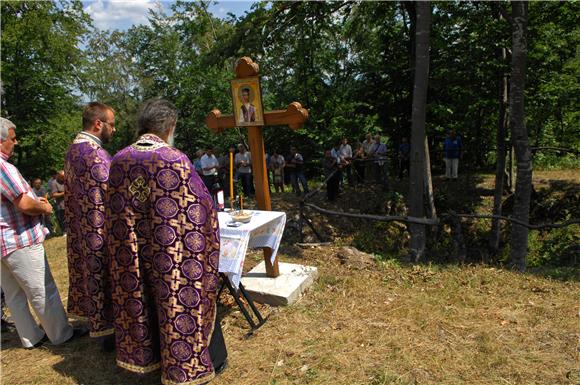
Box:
[64,133,114,337]
[106,134,220,385]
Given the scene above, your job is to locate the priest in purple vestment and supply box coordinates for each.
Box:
[105,98,225,385]
[64,102,116,347]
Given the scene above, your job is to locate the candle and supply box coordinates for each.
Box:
[229,150,234,208]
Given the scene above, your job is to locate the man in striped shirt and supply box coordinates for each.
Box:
[0,117,82,348]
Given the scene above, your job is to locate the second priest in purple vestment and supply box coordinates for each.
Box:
[64,102,116,339]
[105,99,223,385]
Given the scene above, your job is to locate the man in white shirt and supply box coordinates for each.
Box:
[371,135,389,189]
[362,134,374,183]
[287,146,309,196]
[269,149,286,193]
[235,144,254,197]
[339,138,352,160]
[339,138,353,185]
[200,145,220,192]
[362,134,373,156]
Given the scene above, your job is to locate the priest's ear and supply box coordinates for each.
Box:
[94,119,105,134]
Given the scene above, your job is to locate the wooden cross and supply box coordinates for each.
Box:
[206,57,309,278]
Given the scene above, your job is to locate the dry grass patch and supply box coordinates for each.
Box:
[2,239,578,385]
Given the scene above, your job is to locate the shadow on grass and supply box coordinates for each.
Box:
[26,304,236,385]
[0,321,160,384]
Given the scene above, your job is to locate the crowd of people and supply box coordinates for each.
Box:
[187,134,396,204]
[187,143,312,200]
[187,130,462,206]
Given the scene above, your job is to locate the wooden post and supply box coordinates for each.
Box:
[247,126,271,211]
[263,247,279,277]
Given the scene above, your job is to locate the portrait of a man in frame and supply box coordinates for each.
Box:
[231,77,264,126]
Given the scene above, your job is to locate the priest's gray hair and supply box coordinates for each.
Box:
[0,117,16,140]
[137,98,178,137]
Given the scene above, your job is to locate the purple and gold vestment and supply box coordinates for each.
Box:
[64,132,114,337]
[105,134,220,385]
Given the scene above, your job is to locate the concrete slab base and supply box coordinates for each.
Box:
[240,262,318,306]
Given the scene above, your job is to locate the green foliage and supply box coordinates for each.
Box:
[3,0,577,177]
[533,152,580,171]
[1,0,91,178]
[37,112,80,173]
[352,221,407,258]
[527,1,580,152]
[527,227,579,268]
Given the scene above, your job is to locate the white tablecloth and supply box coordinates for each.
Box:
[218,210,286,288]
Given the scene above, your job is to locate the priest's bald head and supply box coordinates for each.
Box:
[138,98,178,146]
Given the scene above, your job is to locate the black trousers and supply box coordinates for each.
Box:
[202,174,216,192]
[399,159,410,179]
[327,172,340,201]
[344,164,353,185]
[354,161,365,184]
[209,313,227,370]
[238,172,254,197]
[55,208,65,234]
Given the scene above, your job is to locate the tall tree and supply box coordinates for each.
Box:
[507,2,531,271]
[80,30,142,153]
[490,6,510,252]
[408,1,431,262]
[1,0,91,177]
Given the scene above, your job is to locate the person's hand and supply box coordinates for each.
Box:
[39,198,53,215]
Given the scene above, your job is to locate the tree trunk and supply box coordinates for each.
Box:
[408,1,431,262]
[490,10,509,252]
[507,145,515,193]
[508,2,531,271]
[403,2,417,74]
[424,137,436,220]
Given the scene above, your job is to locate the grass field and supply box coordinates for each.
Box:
[1,238,578,385]
[1,170,579,385]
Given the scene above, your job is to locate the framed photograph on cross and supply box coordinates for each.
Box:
[231,76,264,127]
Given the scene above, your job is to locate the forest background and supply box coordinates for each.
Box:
[1,0,578,271]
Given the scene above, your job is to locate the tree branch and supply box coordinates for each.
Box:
[530,146,580,155]
[303,203,439,225]
[301,202,579,231]
[443,212,580,230]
